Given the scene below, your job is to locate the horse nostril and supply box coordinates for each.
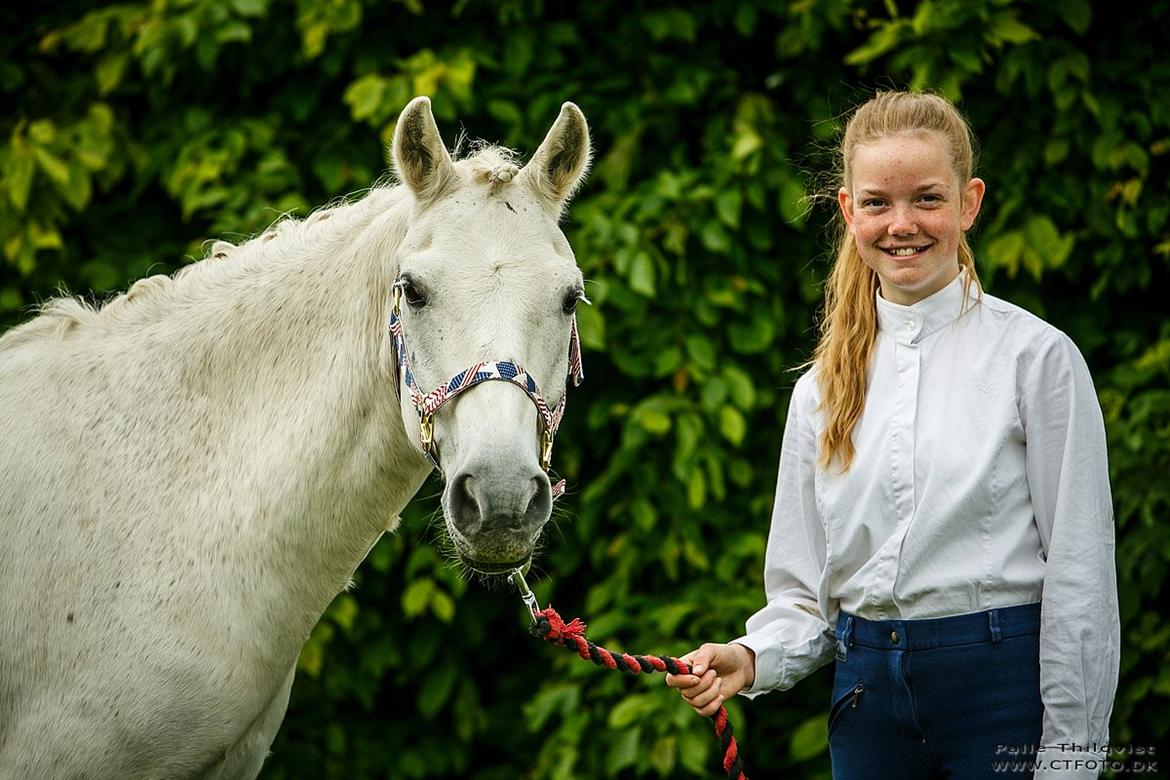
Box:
[523,475,551,529]
[450,473,482,535]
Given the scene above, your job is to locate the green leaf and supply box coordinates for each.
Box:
[606,725,642,776]
[629,252,656,296]
[418,662,457,717]
[297,622,335,678]
[33,148,71,188]
[1023,216,1074,268]
[630,498,656,530]
[990,13,1039,45]
[724,365,756,410]
[329,594,359,632]
[1060,0,1092,34]
[608,693,657,728]
[729,317,775,354]
[6,149,35,212]
[731,127,762,161]
[216,21,252,44]
[523,684,579,732]
[715,190,742,229]
[687,467,706,509]
[1044,138,1070,166]
[701,377,728,410]
[649,734,677,777]
[0,288,22,313]
[637,408,672,435]
[230,0,269,16]
[780,177,807,225]
[675,413,703,463]
[486,99,522,125]
[700,220,732,254]
[984,231,1025,276]
[686,336,716,371]
[844,21,906,65]
[28,119,55,144]
[720,406,746,446]
[679,723,712,773]
[430,589,455,622]
[96,52,129,94]
[790,713,829,760]
[401,578,434,618]
[61,14,109,53]
[576,304,606,350]
[344,74,388,122]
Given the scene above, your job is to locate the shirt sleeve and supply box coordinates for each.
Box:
[733,373,836,697]
[1020,331,1119,779]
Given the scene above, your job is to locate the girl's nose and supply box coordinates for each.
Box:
[888,204,920,236]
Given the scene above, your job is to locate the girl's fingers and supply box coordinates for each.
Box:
[695,695,725,718]
[666,667,716,691]
[664,672,700,689]
[682,674,722,709]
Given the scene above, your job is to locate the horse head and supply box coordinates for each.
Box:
[390,97,591,575]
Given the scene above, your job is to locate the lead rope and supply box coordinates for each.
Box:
[511,570,748,780]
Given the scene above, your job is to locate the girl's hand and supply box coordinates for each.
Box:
[664,642,756,717]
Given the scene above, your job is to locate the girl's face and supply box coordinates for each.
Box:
[838,132,985,306]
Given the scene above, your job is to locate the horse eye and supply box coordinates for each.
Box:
[562,289,585,315]
[404,282,427,308]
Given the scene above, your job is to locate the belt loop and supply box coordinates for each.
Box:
[988,609,1002,643]
[844,616,855,647]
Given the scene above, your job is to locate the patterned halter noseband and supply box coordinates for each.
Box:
[388,278,585,499]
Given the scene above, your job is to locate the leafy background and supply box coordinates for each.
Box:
[2,0,1167,777]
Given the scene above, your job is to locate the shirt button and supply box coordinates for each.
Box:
[890,630,900,644]
[905,320,914,330]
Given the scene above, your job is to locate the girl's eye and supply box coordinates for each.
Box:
[919,194,942,203]
[403,282,427,308]
[863,199,886,208]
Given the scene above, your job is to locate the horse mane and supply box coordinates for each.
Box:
[0,145,522,352]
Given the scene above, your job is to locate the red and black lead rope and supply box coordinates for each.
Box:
[512,571,748,780]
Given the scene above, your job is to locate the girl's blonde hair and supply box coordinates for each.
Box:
[814,91,983,471]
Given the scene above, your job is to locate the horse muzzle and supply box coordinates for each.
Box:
[442,468,551,572]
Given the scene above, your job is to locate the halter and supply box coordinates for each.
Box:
[388,278,585,499]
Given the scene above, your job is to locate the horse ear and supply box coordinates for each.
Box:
[392,96,457,203]
[520,102,591,215]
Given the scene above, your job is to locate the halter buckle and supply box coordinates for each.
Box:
[419,412,434,450]
[540,428,554,471]
[392,283,403,316]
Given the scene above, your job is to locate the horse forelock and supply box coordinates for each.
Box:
[457,144,522,188]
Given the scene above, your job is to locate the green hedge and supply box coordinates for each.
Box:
[2,1,1166,776]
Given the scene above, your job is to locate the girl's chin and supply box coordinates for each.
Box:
[879,266,957,305]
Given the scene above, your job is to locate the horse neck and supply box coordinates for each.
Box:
[170,188,430,645]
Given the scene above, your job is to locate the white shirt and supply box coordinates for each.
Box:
[735,272,1119,778]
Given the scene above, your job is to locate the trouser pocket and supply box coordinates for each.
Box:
[828,682,864,735]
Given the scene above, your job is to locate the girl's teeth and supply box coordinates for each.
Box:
[890,247,919,256]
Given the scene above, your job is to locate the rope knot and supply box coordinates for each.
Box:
[533,606,586,642]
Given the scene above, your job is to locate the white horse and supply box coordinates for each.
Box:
[0,96,591,779]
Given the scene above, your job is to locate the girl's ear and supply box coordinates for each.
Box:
[961,177,986,230]
[837,186,855,227]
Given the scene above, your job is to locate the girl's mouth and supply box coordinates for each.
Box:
[882,244,932,257]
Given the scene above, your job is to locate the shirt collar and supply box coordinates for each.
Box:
[875,269,977,345]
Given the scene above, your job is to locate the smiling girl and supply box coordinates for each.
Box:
[667,91,1119,778]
